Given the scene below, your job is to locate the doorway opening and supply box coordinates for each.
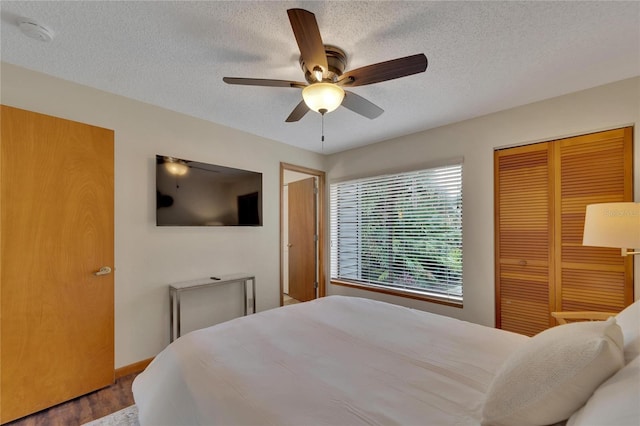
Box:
[280,163,326,306]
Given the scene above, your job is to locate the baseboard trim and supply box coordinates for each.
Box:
[114,357,154,379]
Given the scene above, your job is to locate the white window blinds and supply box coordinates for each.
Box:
[330,163,463,303]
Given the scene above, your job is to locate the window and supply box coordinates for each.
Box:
[330,163,463,304]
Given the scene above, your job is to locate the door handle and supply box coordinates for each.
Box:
[94,266,112,276]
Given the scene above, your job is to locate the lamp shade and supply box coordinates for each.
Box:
[583,202,640,249]
[302,83,345,114]
[164,158,189,176]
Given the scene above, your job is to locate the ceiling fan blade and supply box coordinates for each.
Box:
[341,91,384,119]
[338,54,428,87]
[287,9,328,76]
[285,100,310,122]
[223,77,306,89]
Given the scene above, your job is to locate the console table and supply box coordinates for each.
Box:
[169,273,256,342]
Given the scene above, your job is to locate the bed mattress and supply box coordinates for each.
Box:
[133,295,527,425]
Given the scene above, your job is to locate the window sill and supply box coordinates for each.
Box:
[330,279,463,308]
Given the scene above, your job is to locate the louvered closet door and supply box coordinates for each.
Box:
[495,143,554,336]
[555,128,634,313]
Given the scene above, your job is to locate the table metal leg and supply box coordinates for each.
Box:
[243,279,248,316]
[252,278,256,314]
[170,290,175,343]
[176,292,181,339]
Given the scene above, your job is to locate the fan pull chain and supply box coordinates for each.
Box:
[320,108,327,151]
[321,113,325,149]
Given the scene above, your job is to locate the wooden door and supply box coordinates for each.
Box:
[1,106,114,423]
[554,128,634,313]
[288,177,316,302]
[495,143,555,336]
[496,127,634,337]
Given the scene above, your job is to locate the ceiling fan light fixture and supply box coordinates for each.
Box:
[302,82,345,114]
[223,9,427,123]
[164,157,189,176]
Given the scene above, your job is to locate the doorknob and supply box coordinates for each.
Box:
[94,266,112,276]
[287,243,293,248]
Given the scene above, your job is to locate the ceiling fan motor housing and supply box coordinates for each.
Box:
[300,45,347,83]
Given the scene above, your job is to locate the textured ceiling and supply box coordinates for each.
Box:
[1,1,639,154]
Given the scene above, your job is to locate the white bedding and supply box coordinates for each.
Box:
[133,295,527,425]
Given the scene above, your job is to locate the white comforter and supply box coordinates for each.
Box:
[133,295,527,425]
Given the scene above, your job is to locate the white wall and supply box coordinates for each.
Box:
[326,77,640,328]
[3,62,638,366]
[0,63,325,367]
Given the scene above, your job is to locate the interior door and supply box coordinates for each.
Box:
[554,128,633,313]
[495,142,554,336]
[288,177,316,302]
[1,105,114,423]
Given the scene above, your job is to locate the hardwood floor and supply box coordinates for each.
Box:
[4,373,137,426]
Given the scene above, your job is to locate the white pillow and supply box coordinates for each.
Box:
[616,300,640,363]
[481,318,624,426]
[567,355,640,426]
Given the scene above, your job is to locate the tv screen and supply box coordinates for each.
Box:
[156,155,262,226]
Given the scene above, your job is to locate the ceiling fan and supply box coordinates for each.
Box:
[223,8,428,122]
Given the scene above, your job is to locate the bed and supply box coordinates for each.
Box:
[132,295,640,426]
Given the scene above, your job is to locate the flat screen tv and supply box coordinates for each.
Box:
[156,155,262,226]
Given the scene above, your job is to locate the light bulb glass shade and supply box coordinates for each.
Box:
[164,158,189,176]
[302,83,345,113]
[583,202,640,250]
